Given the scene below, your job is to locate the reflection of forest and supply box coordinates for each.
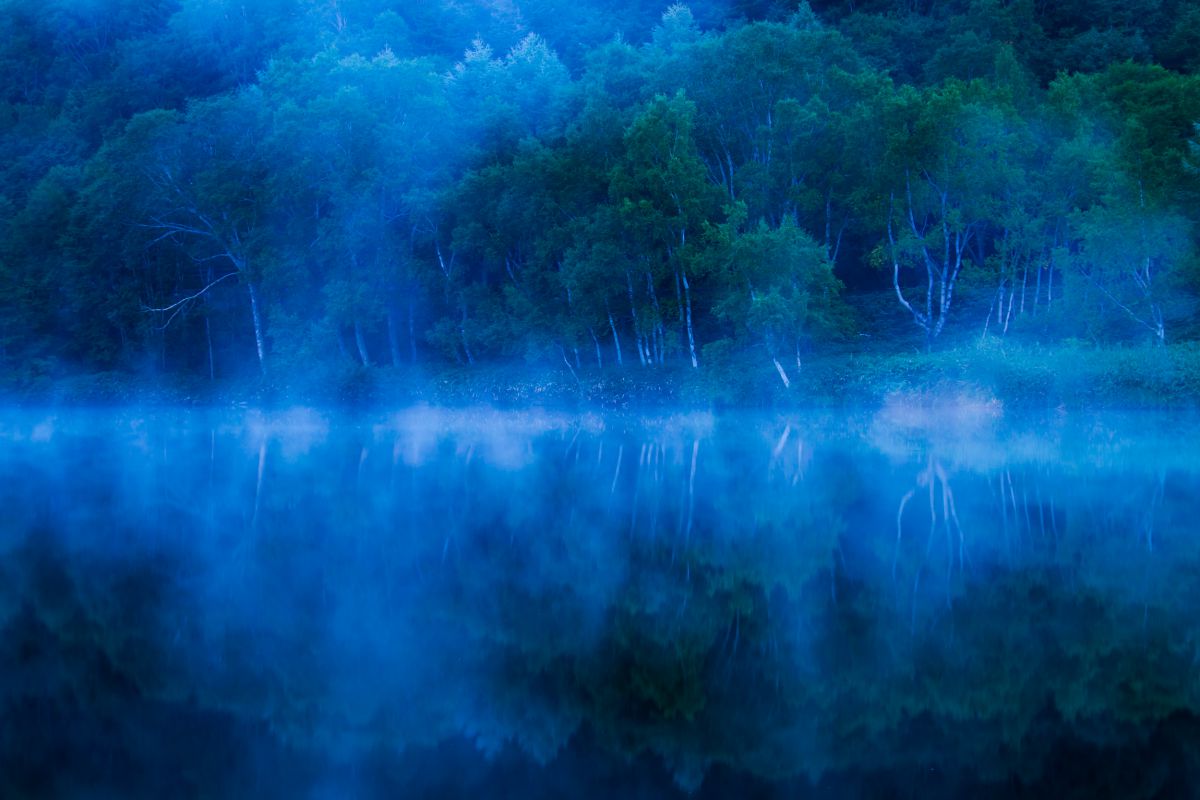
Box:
[1,409,1199,796]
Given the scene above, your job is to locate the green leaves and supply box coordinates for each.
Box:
[3,0,1200,379]
[711,218,843,358]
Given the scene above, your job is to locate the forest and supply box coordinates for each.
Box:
[3,0,1200,403]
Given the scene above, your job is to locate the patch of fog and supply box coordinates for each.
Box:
[860,392,1200,475]
[871,389,1003,447]
[370,405,715,470]
[0,413,59,443]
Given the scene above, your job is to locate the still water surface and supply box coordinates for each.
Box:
[1,404,1199,798]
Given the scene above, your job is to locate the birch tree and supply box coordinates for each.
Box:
[883,82,1016,348]
[712,216,841,387]
[113,93,276,371]
[611,92,725,368]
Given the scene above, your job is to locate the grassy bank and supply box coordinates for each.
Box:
[6,341,1200,411]
[792,340,1200,410]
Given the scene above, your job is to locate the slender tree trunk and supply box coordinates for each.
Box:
[627,272,646,367]
[983,290,996,342]
[607,304,623,367]
[247,281,266,373]
[589,326,603,369]
[995,281,1005,334]
[725,145,736,201]
[202,266,216,381]
[889,203,930,344]
[1003,283,1016,334]
[924,252,934,352]
[825,192,833,261]
[560,343,580,385]
[674,268,687,361]
[825,190,847,265]
[646,271,665,365]
[772,357,791,388]
[893,183,973,350]
[1020,260,1029,315]
[1034,265,1042,315]
[354,319,371,367]
[681,268,698,368]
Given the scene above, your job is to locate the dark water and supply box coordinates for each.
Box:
[2,404,1200,798]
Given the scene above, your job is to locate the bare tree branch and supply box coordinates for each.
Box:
[143,270,239,315]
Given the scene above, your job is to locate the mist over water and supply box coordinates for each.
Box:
[2,405,1200,797]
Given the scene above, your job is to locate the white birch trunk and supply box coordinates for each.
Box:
[247,281,266,372]
[681,269,698,368]
[607,307,623,367]
[589,326,603,369]
[354,319,371,367]
[772,357,791,388]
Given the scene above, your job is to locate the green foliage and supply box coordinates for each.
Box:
[1,0,1199,396]
[710,217,845,362]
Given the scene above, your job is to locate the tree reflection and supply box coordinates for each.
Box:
[1,409,1199,795]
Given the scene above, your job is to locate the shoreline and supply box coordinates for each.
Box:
[4,342,1200,412]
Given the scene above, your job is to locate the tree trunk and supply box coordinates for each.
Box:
[205,315,215,382]
[589,326,603,369]
[681,268,698,368]
[889,184,972,350]
[983,287,997,341]
[1003,284,1016,334]
[627,272,646,367]
[560,343,580,385]
[607,306,623,367]
[995,281,1005,335]
[354,319,371,367]
[772,357,791,388]
[825,190,847,265]
[1019,261,1029,315]
[247,281,266,373]
[646,271,665,365]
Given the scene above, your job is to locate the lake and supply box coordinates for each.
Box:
[2,403,1199,798]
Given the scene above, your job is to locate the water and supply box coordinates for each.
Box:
[2,404,1199,798]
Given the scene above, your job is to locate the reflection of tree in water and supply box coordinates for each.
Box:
[895,455,965,576]
[3,410,1200,797]
[894,455,967,634]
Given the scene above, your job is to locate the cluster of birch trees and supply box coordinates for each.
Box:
[2,0,1198,384]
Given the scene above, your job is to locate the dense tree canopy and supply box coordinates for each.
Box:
[2,0,1199,388]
